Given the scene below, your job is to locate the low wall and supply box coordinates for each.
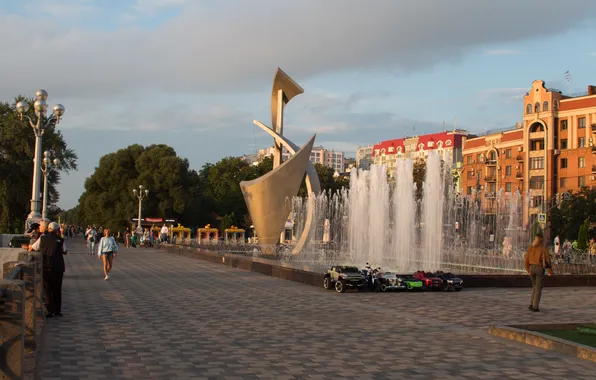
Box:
[159,244,596,288]
[0,249,25,272]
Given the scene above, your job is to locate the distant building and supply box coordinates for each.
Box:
[241,153,259,166]
[356,145,373,170]
[343,157,356,172]
[372,130,469,177]
[257,145,345,172]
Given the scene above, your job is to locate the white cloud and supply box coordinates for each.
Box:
[486,49,521,55]
[1,1,595,98]
[134,0,191,13]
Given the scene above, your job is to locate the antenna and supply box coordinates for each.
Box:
[453,116,457,130]
[443,120,445,132]
[565,71,571,95]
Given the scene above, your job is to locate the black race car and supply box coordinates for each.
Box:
[432,271,464,291]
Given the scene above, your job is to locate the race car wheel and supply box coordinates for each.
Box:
[380,284,387,292]
[405,283,412,291]
[335,280,346,293]
[323,276,333,290]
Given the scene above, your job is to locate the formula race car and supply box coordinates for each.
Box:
[432,271,464,291]
[323,266,367,293]
[413,271,444,290]
[377,272,423,291]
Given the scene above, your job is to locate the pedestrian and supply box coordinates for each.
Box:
[97,228,118,280]
[125,227,131,248]
[30,222,67,318]
[524,233,552,312]
[87,226,97,255]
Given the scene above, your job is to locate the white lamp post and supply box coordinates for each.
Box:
[133,185,149,233]
[16,90,65,227]
[40,151,60,220]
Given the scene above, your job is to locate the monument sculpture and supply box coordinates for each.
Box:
[240,68,321,254]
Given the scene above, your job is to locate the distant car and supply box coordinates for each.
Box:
[323,266,367,293]
[413,271,444,290]
[432,271,464,291]
[378,272,423,291]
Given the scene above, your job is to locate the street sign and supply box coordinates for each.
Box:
[538,213,547,224]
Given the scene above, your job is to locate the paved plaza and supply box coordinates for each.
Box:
[36,239,596,380]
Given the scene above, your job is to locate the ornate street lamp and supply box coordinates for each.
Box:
[41,151,60,220]
[133,185,149,233]
[16,90,65,226]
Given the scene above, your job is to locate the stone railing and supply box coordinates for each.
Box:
[0,251,42,379]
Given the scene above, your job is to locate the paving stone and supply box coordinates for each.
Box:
[36,239,596,379]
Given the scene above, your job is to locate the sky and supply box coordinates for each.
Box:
[1,0,596,210]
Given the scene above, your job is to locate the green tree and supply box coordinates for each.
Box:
[77,144,202,232]
[550,188,596,241]
[577,219,589,250]
[412,158,426,200]
[0,97,77,233]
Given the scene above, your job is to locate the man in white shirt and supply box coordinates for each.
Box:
[160,224,169,243]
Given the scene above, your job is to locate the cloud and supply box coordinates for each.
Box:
[133,0,191,13]
[486,49,521,55]
[1,0,595,98]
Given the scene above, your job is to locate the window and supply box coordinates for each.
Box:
[561,139,568,149]
[488,150,497,160]
[505,165,512,175]
[534,102,540,112]
[578,137,586,148]
[476,154,482,162]
[530,140,544,151]
[542,101,549,111]
[530,176,544,190]
[397,146,402,154]
[388,146,394,153]
[530,123,544,132]
[579,176,586,187]
[467,170,475,179]
[560,120,568,130]
[467,186,473,195]
[579,157,586,168]
[560,158,568,169]
[526,104,532,114]
[505,182,512,192]
[467,156,473,165]
[560,177,567,188]
[381,148,385,155]
[578,117,586,129]
[532,196,543,208]
[505,149,512,158]
[530,157,544,169]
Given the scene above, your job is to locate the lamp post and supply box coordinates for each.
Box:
[40,151,60,220]
[133,185,149,233]
[16,90,65,227]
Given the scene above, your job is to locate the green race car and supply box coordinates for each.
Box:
[399,275,424,291]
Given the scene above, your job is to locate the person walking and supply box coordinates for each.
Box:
[87,226,97,255]
[30,222,67,318]
[524,233,552,312]
[125,227,131,248]
[97,228,118,280]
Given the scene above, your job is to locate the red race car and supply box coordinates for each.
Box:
[413,271,444,290]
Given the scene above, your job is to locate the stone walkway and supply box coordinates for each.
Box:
[36,238,596,379]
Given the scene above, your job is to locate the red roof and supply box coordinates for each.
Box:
[416,131,464,150]
[373,138,404,156]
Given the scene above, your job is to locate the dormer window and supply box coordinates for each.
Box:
[381,148,386,155]
[397,146,402,154]
[418,143,425,151]
[388,146,394,153]
[445,140,452,146]
[427,141,434,148]
[437,141,443,149]
[542,101,549,112]
[526,104,532,114]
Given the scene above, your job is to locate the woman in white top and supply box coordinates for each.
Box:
[97,228,118,281]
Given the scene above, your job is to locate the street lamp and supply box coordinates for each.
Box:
[16,90,65,226]
[41,151,60,220]
[133,185,149,233]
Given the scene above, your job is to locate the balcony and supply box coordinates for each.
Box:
[593,165,596,174]
[516,172,523,179]
[592,124,596,132]
[516,155,524,162]
[484,158,497,166]
[484,176,497,182]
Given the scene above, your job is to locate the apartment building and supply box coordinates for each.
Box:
[257,145,345,172]
[356,145,373,170]
[461,79,596,226]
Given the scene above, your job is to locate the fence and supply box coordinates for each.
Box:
[0,251,42,380]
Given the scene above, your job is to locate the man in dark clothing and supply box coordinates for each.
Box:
[31,222,67,318]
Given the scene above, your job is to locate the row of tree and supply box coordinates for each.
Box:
[67,144,349,233]
[0,97,77,233]
[550,187,596,246]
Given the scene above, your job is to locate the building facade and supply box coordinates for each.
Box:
[461,80,596,227]
[372,130,468,177]
[356,145,373,170]
[257,145,346,172]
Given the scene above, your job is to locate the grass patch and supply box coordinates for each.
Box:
[536,325,596,348]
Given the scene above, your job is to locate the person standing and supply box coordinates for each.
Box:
[31,222,67,318]
[160,224,169,243]
[524,233,552,312]
[553,235,560,261]
[97,229,118,280]
[125,227,131,248]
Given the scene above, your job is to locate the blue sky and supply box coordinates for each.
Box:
[1,0,596,209]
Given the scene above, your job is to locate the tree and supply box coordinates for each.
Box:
[412,158,426,200]
[0,97,77,233]
[577,220,589,250]
[550,187,596,241]
[77,144,202,232]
